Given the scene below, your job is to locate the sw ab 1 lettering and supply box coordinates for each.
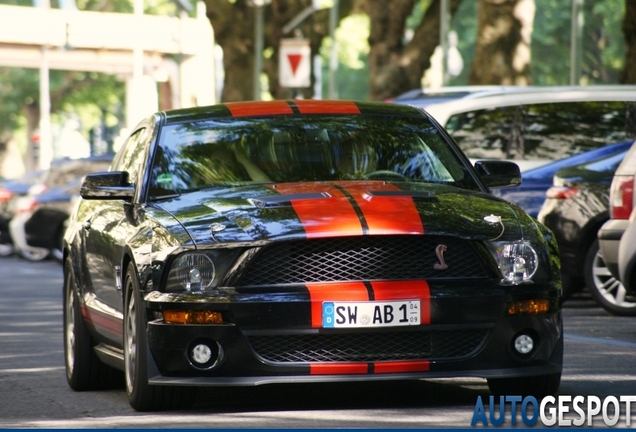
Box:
[335,304,412,325]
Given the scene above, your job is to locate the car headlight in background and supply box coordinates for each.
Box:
[488,241,538,285]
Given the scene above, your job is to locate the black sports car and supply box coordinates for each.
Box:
[63,100,563,411]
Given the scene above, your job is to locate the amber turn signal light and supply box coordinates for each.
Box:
[507,299,550,315]
[163,310,223,324]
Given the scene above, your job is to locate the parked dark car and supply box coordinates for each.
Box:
[16,155,114,262]
[63,100,562,411]
[23,178,82,262]
[538,144,636,315]
[0,169,47,257]
[494,140,634,219]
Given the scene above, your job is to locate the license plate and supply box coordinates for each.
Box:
[322,300,421,328]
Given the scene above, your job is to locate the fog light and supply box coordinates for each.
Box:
[514,334,534,355]
[187,340,223,370]
[191,344,212,365]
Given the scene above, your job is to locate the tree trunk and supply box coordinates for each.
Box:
[204,0,355,102]
[620,0,636,83]
[468,0,535,85]
[365,0,464,102]
[204,0,257,102]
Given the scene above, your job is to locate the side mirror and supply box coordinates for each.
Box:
[474,160,522,189]
[80,171,134,200]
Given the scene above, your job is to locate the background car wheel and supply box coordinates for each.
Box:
[64,258,122,390]
[585,239,636,316]
[487,372,561,398]
[18,246,49,261]
[51,221,67,263]
[0,243,13,257]
[124,263,194,411]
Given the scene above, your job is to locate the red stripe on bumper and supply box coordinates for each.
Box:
[306,282,370,328]
[273,183,363,238]
[310,363,368,375]
[294,100,361,115]
[225,101,293,117]
[371,280,431,324]
[337,182,424,235]
[374,361,430,373]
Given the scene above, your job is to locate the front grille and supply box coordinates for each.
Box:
[246,329,489,363]
[237,236,488,287]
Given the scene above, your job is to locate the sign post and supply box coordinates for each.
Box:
[279,38,311,91]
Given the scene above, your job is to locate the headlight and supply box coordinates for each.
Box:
[167,253,216,292]
[488,241,538,285]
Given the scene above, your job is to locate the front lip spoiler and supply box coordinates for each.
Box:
[148,363,563,387]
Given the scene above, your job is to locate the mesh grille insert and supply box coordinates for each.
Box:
[246,329,489,363]
[238,236,488,286]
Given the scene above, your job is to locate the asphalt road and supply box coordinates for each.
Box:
[1,256,635,428]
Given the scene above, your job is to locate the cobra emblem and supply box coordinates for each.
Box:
[434,244,448,270]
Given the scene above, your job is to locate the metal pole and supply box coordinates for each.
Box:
[134,0,143,80]
[328,0,338,99]
[36,0,52,169]
[39,44,52,169]
[440,0,450,86]
[254,4,264,100]
[570,0,584,85]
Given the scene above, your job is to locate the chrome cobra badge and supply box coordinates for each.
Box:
[210,223,226,235]
[434,244,448,270]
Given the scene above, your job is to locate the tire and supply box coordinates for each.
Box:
[51,221,67,263]
[19,246,49,262]
[585,239,636,316]
[124,262,194,411]
[487,372,561,398]
[0,243,13,257]
[63,258,122,390]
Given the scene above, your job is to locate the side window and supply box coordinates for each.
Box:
[522,102,628,160]
[112,128,148,186]
[445,106,521,160]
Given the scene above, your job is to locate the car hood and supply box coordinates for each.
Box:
[153,181,525,247]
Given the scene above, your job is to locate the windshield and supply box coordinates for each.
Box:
[148,115,480,198]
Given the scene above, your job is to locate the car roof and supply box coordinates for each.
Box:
[394,85,636,125]
[160,100,428,124]
[388,85,521,103]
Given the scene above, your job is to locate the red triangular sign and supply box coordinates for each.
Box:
[287,54,302,76]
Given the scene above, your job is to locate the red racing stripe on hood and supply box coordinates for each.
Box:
[225,101,294,117]
[306,282,370,328]
[371,280,430,324]
[293,100,361,114]
[272,183,363,238]
[335,182,424,235]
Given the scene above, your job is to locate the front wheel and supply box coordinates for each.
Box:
[585,239,636,316]
[487,372,561,398]
[64,258,121,390]
[124,263,193,411]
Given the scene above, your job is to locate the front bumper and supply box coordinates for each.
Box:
[598,218,629,279]
[144,286,563,386]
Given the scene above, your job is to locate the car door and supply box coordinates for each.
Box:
[83,126,151,331]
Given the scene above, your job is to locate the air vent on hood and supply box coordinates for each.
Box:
[366,190,436,199]
[250,192,331,208]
